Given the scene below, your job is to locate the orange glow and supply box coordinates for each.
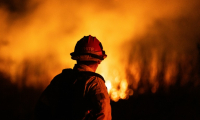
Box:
[0,0,200,101]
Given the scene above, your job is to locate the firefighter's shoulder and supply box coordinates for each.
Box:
[50,68,73,85]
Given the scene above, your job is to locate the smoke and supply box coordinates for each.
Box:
[0,0,200,100]
[124,6,200,94]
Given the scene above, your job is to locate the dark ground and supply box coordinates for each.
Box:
[111,87,200,120]
[0,73,200,120]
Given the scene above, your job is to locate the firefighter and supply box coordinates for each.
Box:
[34,35,112,120]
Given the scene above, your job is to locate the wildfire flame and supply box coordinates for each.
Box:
[0,0,200,102]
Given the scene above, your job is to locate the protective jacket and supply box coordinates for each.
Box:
[34,64,111,120]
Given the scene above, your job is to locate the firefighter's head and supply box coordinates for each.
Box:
[70,35,107,63]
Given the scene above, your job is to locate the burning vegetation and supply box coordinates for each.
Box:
[1,0,200,120]
[0,0,200,102]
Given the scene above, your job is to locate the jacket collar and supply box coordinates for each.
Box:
[73,64,95,72]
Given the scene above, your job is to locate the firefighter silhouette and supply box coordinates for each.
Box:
[34,35,111,120]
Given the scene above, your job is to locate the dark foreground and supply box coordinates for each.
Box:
[0,74,200,120]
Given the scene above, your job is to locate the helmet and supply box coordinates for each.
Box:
[70,35,107,62]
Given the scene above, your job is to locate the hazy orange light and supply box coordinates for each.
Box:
[0,0,199,102]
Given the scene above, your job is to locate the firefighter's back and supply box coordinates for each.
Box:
[35,68,108,120]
